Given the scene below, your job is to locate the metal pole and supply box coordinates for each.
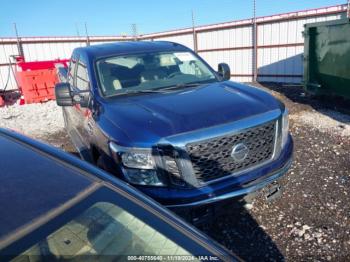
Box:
[192,10,198,52]
[252,0,258,82]
[75,22,80,37]
[131,24,138,41]
[13,23,24,58]
[85,22,90,46]
[347,0,350,19]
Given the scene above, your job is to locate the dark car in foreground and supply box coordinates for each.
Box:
[0,128,237,261]
[55,41,293,220]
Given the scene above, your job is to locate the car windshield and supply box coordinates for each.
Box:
[96,51,217,96]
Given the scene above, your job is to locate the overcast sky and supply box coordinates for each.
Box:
[0,0,346,37]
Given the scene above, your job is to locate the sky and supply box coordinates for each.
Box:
[0,0,347,37]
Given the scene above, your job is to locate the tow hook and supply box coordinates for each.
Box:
[265,181,282,202]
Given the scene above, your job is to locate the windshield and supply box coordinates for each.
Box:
[96,51,217,96]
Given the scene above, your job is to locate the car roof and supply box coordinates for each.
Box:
[75,41,190,60]
[0,129,103,248]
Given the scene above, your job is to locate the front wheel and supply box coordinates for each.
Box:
[97,155,108,171]
[96,154,120,177]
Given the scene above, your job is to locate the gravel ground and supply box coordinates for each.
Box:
[0,101,65,140]
[0,83,349,261]
[205,83,350,261]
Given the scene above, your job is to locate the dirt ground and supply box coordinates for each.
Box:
[2,83,349,261]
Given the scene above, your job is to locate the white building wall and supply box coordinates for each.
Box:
[256,12,345,83]
[152,33,194,49]
[197,26,252,50]
[0,5,347,90]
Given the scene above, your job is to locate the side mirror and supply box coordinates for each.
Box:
[57,67,68,83]
[218,63,231,81]
[72,90,90,108]
[55,83,74,106]
[55,83,91,107]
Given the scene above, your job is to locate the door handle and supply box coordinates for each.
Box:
[87,121,94,135]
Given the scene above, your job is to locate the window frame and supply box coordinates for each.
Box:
[67,53,78,87]
[75,55,91,91]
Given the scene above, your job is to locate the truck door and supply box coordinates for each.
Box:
[64,54,78,138]
[71,55,94,161]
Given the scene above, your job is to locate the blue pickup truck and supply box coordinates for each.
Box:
[55,41,293,219]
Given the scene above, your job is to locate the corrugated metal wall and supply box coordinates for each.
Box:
[257,13,345,83]
[0,36,125,90]
[0,4,347,90]
[150,5,347,83]
[0,39,19,89]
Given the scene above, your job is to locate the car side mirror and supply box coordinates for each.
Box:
[56,66,68,83]
[55,83,74,106]
[55,83,91,107]
[72,90,90,108]
[218,63,231,81]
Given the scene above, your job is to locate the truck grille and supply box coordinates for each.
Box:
[186,121,276,183]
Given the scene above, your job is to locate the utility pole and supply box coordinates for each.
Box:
[252,0,258,82]
[75,22,80,37]
[85,22,90,46]
[13,23,24,58]
[191,10,198,52]
[131,23,138,41]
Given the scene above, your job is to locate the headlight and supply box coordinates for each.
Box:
[109,142,164,186]
[121,151,155,169]
[281,108,289,148]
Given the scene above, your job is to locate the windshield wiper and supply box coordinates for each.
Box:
[157,83,202,92]
[114,83,204,96]
[112,89,164,96]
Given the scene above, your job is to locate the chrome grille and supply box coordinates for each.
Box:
[186,121,276,183]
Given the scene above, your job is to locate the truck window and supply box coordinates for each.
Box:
[75,60,90,91]
[11,202,196,260]
[67,55,77,86]
[96,51,217,97]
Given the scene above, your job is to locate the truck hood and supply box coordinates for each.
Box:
[101,81,282,147]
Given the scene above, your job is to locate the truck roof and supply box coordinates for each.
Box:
[75,41,190,59]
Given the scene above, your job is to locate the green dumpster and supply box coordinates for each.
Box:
[303,18,350,99]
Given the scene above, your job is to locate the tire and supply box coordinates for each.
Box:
[96,154,117,175]
[97,155,108,171]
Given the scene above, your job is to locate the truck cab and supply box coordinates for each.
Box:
[55,41,293,218]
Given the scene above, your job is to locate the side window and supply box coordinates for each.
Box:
[68,55,77,86]
[76,59,90,91]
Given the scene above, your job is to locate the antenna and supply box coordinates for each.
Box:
[85,22,90,46]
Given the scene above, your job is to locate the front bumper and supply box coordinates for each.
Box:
[138,135,293,208]
[166,156,292,208]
